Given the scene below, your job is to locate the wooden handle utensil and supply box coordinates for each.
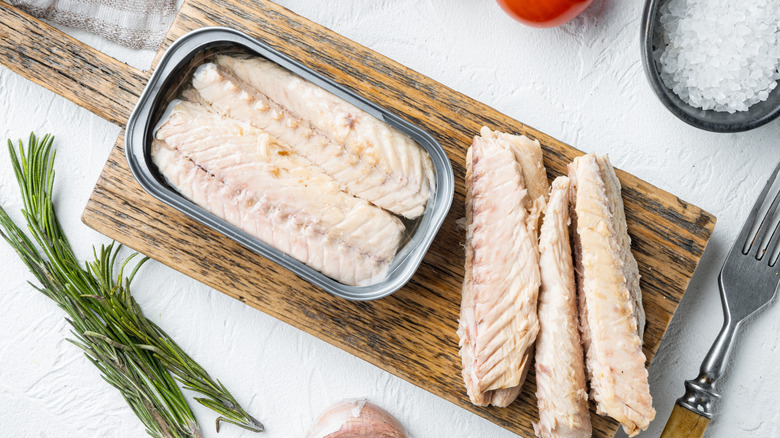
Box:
[661,404,710,438]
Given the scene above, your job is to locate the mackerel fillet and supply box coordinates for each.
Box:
[153,100,405,286]
[569,153,654,436]
[458,127,549,407]
[192,55,435,219]
[534,176,591,438]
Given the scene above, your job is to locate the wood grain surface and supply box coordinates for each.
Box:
[0,3,148,125]
[0,1,716,436]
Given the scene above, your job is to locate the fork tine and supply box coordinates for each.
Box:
[739,161,780,255]
[752,189,780,259]
[766,220,780,266]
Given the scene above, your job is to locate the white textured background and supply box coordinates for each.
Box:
[1,1,780,437]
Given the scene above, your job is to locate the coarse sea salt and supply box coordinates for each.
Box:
[655,0,780,113]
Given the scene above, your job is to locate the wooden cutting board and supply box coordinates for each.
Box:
[0,1,716,436]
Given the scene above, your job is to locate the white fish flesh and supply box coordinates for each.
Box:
[458,127,549,407]
[153,100,405,286]
[534,176,591,438]
[597,155,645,338]
[569,153,654,436]
[306,399,407,438]
[198,55,435,219]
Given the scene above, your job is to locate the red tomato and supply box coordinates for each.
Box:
[496,0,594,28]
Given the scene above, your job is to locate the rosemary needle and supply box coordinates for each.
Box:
[0,133,263,436]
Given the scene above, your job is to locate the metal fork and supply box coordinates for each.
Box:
[661,162,780,438]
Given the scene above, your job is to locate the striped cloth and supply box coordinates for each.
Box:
[10,0,177,50]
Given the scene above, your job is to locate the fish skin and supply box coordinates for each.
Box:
[533,176,592,438]
[153,100,404,286]
[306,399,407,438]
[209,55,435,219]
[569,153,655,436]
[458,127,548,407]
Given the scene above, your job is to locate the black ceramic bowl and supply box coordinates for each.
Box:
[641,0,780,132]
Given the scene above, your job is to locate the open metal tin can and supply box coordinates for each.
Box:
[125,27,454,301]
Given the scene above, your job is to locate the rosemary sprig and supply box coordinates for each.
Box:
[0,133,263,436]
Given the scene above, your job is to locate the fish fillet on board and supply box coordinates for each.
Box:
[206,55,435,219]
[458,127,549,407]
[533,176,591,438]
[569,153,655,436]
[152,100,405,286]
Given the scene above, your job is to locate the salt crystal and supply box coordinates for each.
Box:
[656,0,780,112]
